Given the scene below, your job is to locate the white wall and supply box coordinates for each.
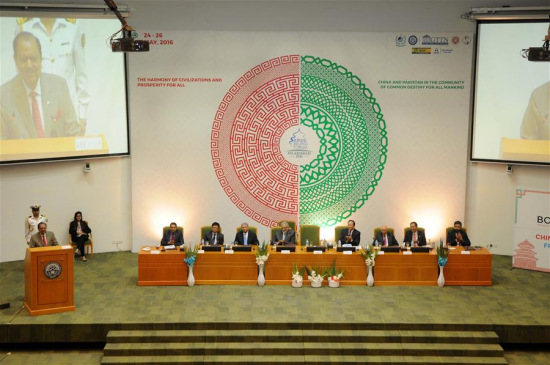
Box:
[1,0,548,261]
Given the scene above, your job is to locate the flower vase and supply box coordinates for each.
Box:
[311,279,322,288]
[291,278,303,288]
[328,279,340,288]
[187,266,195,287]
[366,265,374,287]
[258,263,266,286]
[437,265,445,287]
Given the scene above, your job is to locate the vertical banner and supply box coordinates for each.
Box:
[513,188,550,272]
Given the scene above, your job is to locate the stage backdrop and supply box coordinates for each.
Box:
[129,31,473,249]
[513,188,550,272]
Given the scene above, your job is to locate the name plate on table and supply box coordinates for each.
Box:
[233,245,252,252]
[164,245,176,250]
[343,244,352,247]
[151,250,160,254]
[281,250,291,254]
[62,245,72,249]
[198,250,205,254]
[343,250,353,255]
[307,246,326,252]
[403,251,413,255]
[313,250,323,255]
[377,250,385,255]
[225,250,234,254]
[461,251,471,255]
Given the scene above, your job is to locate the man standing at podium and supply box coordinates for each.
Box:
[25,204,47,245]
[29,222,58,247]
[1,32,79,139]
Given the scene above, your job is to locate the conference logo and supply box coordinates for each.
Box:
[395,34,406,47]
[433,48,440,55]
[421,34,449,45]
[211,55,388,227]
[408,35,418,45]
[452,36,460,45]
[462,35,472,45]
[537,216,550,225]
[44,261,62,279]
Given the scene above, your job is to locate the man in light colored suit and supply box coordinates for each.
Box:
[29,222,59,248]
[1,31,79,139]
[273,221,296,245]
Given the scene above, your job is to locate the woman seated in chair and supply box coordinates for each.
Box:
[69,211,92,262]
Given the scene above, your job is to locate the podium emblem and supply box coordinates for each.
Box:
[44,261,62,279]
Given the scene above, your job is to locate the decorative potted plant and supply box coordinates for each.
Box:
[305,265,325,288]
[327,259,345,288]
[360,244,377,287]
[255,242,269,286]
[291,264,305,288]
[436,240,450,287]
[183,245,198,287]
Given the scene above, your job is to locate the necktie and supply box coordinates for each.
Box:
[244,233,248,245]
[170,233,174,243]
[30,91,45,138]
[213,233,217,245]
[42,234,48,246]
[384,235,388,246]
[282,232,285,241]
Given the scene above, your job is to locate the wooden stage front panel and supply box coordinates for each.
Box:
[374,251,438,286]
[138,248,188,286]
[444,247,492,286]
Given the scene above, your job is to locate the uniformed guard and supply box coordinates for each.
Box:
[25,205,48,245]
[16,17,90,133]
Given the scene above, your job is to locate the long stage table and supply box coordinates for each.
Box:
[137,246,492,286]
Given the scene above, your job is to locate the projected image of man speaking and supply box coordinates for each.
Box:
[1,32,80,139]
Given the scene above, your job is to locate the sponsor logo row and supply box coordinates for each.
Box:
[396,34,471,55]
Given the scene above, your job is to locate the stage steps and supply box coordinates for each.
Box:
[101,329,507,364]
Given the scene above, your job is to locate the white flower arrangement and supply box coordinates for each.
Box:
[255,255,269,265]
[308,270,325,285]
[360,245,378,267]
[255,242,269,265]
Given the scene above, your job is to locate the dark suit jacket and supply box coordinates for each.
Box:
[234,230,259,245]
[403,229,427,246]
[273,229,296,245]
[339,228,361,246]
[1,73,80,139]
[69,220,92,241]
[29,231,59,248]
[204,231,224,245]
[161,229,184,246]
[374,232,399,246]
[446,229,471,247]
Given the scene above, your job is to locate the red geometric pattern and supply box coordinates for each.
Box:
[211,55,300,227]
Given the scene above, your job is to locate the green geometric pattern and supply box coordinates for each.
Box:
[299,56,388,226]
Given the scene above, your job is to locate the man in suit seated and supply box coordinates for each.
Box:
[161,222,184,246]
[374,225,399,246]
[203,222,224,245]
[339,219,361,246]
[234,222,259,246]
[403,221,427,247]
[273,221,295,246]
[446,220,471,247]
[29,222,58,248]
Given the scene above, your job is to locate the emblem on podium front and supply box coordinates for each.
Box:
[44,262,62,279]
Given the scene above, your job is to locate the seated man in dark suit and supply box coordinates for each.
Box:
[273,221,295,245]
[446,220,471,247]
[403,221,427,247]
[161,222,184,246]
[374,225,399,246]
[338,219,361,246]
[29,222,59,247]
[234,222,259,245]
[203,222,224,245]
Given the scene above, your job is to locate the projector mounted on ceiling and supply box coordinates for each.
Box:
[104,0,149,52]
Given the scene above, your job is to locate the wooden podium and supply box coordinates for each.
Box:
[24,246,75,316]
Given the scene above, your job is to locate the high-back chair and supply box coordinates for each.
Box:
[334,226,347,243]
[69,220,94,260]
[271,226,282,244]
[300,225,320,246]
